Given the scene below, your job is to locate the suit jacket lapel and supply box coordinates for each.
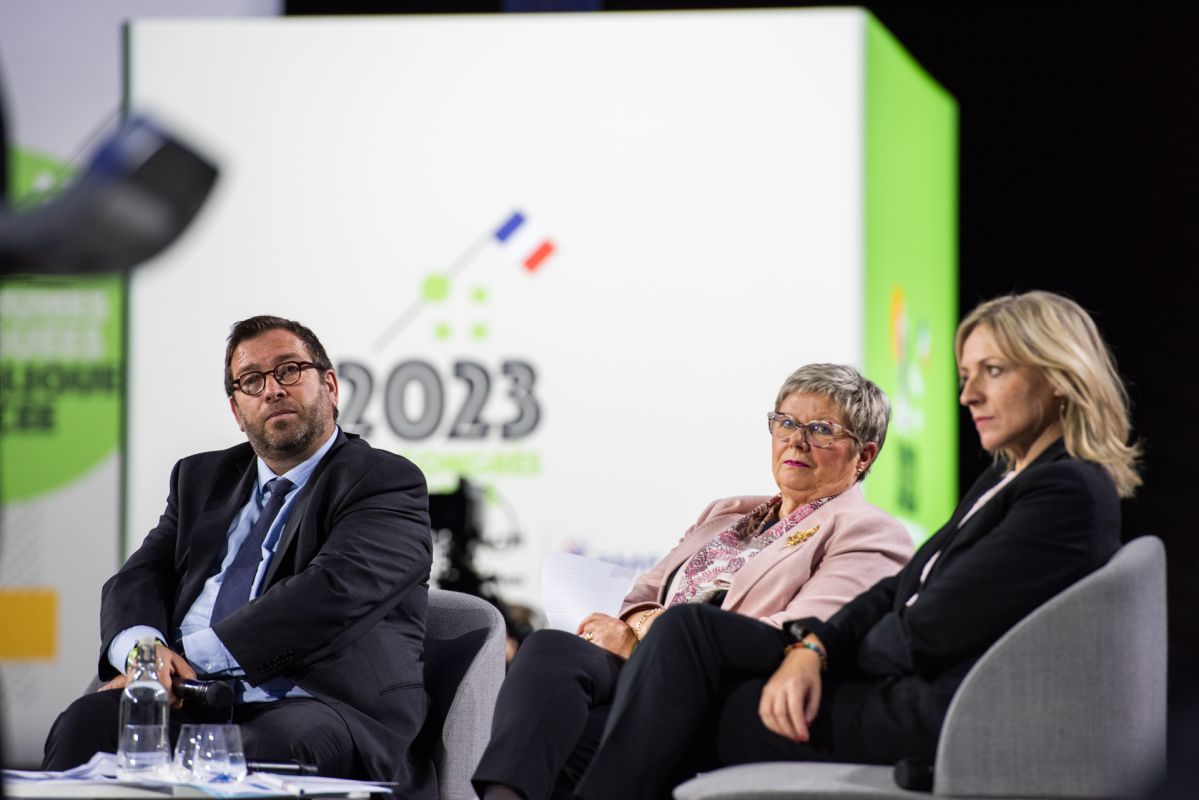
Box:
[262,430,352,588]
[944,464,1005,533]
[176,452,256,622]
[883,462,1009,605]
[923,439,1070,576]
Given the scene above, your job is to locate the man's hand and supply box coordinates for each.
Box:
[97,674,128,692]
[117,643,198,708]
[577,612,639,659]
[157,644,198,708]
[758,643,824,743]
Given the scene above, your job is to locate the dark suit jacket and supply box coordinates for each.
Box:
[801,439,1121,762]
[98,431,435,795]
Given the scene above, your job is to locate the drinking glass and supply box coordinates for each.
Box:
[220,725,248,781]
[176,724,247,783]
[173,724,202,780]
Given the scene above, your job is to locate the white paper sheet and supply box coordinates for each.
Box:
[542,553,642,632]
[3,752,390,798]
[3,752,118,781]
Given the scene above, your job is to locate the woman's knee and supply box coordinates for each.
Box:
[507,629,605,678]
[501,628,622,705]
[505,630,566,679]
[513,628,583,660]
[648,603,718,640]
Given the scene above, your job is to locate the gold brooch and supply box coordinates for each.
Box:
[785,525,820,547]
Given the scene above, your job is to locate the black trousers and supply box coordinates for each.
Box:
[471,629,625,800]
[42,688,359,778]
[574,604,934,800]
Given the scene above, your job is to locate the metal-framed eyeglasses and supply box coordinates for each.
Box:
[766,413,859,448]
[232,361,319,396]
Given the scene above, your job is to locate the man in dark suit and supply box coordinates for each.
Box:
[42,316,434,797]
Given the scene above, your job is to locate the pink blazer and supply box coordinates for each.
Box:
[619,484,913,628]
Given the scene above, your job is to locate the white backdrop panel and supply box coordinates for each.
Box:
[127,10,866,606]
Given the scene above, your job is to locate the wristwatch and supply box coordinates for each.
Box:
[786,621,813,643]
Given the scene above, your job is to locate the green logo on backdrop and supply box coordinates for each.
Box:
[0,149,124,503]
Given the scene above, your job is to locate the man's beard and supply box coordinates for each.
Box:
[242,395,333,463]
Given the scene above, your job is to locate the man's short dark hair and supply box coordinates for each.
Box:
[224,315,333,396]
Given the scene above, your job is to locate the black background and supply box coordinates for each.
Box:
[300,0,1199,787]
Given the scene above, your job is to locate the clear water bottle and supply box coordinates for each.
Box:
[116,637,170,779]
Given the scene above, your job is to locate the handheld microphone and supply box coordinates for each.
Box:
[177,678,235,708]
[0,116,218,276]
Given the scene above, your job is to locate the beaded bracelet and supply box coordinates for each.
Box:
[633,608,664,640]
[784,639,828,671]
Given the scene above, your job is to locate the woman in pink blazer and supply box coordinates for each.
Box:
[473,363,913,800]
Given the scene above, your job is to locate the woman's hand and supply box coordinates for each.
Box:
[98,674,127,692]
[631,608,664,640]
[758,643,823,743]
[577,612,639,659]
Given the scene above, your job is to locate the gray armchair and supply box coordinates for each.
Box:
[80,588,505,798]
[419,588,507,800]
[674,536,1167,800]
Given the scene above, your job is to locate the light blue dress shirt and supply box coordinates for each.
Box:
[109,427,339,703]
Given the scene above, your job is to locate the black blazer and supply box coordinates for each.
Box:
[801,439,1121,761]
[99,431,435,795]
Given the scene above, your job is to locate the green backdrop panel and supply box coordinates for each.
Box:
[862,16,959,542]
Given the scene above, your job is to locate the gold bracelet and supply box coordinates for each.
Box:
[633,608,664,640]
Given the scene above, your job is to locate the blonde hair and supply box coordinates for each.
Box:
[954,291,1141,497]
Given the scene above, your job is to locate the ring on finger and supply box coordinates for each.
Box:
[583,631,595,642]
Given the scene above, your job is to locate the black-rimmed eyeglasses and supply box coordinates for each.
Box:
[232,361,318,396]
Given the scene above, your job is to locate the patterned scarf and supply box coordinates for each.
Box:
[667,494,831,606]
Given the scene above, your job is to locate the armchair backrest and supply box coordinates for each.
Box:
[935,536,1167,798]
[418,588,507,800]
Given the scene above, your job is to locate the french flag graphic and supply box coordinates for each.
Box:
[494,210,555,272]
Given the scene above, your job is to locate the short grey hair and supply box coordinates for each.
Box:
[774,363,890,479]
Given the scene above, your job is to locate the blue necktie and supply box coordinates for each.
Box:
[210,477,295,624]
